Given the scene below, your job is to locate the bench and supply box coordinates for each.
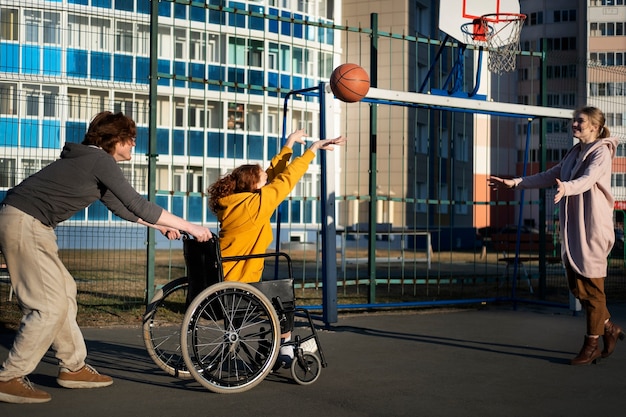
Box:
[491,233,561,293]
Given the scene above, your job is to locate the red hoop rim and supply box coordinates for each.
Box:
[479,13,527,23]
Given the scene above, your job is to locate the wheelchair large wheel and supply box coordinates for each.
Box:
[181,281,281,394]
[143,277,193,379]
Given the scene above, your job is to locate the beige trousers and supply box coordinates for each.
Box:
[0,205,87,380]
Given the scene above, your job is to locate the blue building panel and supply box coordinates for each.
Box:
[137,0,150,14]
[115,0,134,12]
[42,120,61,149]
[93,0,112,8]
[20,119,39,148]
[172,195,184,217]
[22,45,40,74]
[248,69,264,95]
[43,46,62,75]
[189,62,205,90]
[172,130,185,156]
[135,56,149,84]
[0,118,18,146]
[114,54,134,83]
[281,11,292,36]
[155,195,169,211]
[249,4,264,31]
[88,199,108,220]
[0,43,19,73]
[290,200,301,223]
[65,121,87,144]
[158,0,171,17]
[247,135,264,160]
[156,128,170,155]
[174,2,186,19]
[189,130,204,156]
[227,67,245,93]
[226,133,244,159]
[190,3,205,22]
[267,72,278,97]
[268,8,279,33]
[174,61,186,88]
[68,0,88,4]
[157,60,171,86]
[66,49,88,78]
[91,52,112,80]
[188,195,203,222]
[207,65,225,91]
[229,1,246,28]
[207,131,224,157]
[293,14,303,39]
[208,1,226,25]
[135,126,148,155]
[267,136,280,159]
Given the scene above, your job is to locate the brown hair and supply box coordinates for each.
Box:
[208,164,262,214]
[82,111,137,155]
[574,106,611,139]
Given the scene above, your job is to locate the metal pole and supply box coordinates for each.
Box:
[368,13,379,304]
[145,0,159,303]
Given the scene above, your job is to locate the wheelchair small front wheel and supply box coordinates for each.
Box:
[290,351,322,385]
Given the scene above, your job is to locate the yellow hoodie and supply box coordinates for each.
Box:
[217,146,316,282]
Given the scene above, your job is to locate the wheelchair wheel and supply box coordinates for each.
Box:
[181,281,281,394]
[291,351,322,385]
[143,277,193,379]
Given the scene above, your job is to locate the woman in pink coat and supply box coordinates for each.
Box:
[490,106,624,365]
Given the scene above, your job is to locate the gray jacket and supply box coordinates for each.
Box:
[2,142,162,228]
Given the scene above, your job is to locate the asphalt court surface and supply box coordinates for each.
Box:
[1,302,626,416]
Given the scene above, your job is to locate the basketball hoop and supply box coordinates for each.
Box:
[462,13,526,74]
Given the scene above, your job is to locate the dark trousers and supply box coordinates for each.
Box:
[565,263,610,335]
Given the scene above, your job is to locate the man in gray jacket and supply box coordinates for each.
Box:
[0,112,212,403]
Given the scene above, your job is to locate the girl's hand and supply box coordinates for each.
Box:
[285,129,308,148]
[310,136,347,152]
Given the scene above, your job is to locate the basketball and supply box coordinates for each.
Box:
[329,63,370,103]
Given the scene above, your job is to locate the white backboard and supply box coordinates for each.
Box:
[439,0,521,46]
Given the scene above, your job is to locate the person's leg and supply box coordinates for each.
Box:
[0,206,73,380]
[565,263,607,365]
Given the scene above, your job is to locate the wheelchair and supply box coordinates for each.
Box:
[143,234,327,394]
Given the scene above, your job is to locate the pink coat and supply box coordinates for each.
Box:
[513,137,618,278]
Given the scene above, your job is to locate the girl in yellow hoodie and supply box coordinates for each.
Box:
[208,129,346,364]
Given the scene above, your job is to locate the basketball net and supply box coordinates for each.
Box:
[462,13,526,75]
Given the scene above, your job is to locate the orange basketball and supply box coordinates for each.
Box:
[329,63,370,103]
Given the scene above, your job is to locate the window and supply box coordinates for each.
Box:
[189,30,206,61]
[174,29,186,60]
[116,21,133,53]
[42,86,58,117]
[24,9,40,43]
[206,100,222,129]
[68,15,88,49]
[188,99,206,128]
[454,186,468,215]
[0,8,19,41]
[113,92,134,117]
[43,11,60,45]
[207,33,225,63]
[92,18,111,51]
[156,96,171,126]
[0,83,17,115]
[90,90,109,114]
[247,104,263,132]
[174,98,185,127]
[414,182,427,213]
[68,88,89,120]
[266,107,279,134]
[248,39,263,67]
[158,27,172,59]
[0,158,16,188]
[136,24,149,56]
[228,37,246,65]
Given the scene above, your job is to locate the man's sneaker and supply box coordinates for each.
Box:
[57,365,113,389]
[0,377,52,404]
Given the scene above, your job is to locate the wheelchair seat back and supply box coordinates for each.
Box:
[183,235,222,307]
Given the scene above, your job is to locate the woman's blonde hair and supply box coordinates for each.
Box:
[574,106,610,139]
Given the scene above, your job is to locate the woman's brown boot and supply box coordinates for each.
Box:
[602,320,625,358]
[571,336,602,365]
